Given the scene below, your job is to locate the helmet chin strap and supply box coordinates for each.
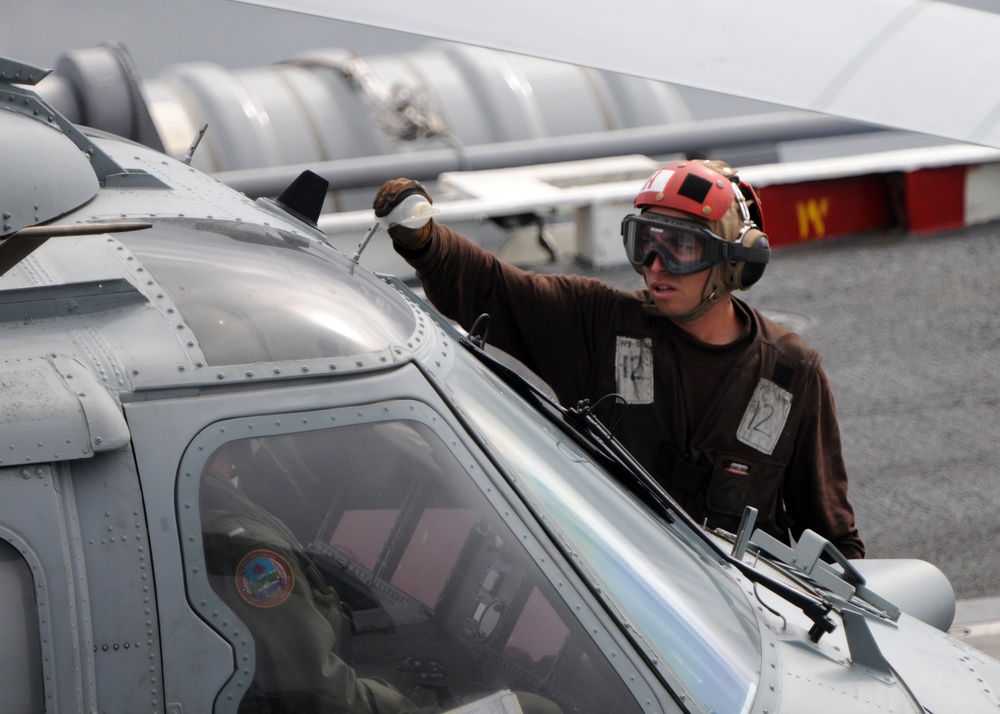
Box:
[670,265,733,323]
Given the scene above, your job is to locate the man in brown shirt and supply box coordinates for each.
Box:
[373,159,864,559]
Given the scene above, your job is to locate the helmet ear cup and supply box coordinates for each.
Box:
[731,229,769,289]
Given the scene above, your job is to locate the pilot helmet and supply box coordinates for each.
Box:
[622,159,770,321]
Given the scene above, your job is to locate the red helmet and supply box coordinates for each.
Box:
[634,159,765,230]
[634,160,737,220]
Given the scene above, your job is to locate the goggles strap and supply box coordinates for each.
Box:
[726,234,770,265]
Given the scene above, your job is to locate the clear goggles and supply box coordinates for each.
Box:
[621,213,753,274]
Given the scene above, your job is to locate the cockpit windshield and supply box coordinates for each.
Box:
[121,219,416,365]
[440,354,762,713]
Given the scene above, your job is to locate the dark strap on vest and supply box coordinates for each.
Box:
[771,361,795,390]
[656,443,710,494]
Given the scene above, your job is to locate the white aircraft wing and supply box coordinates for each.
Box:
[230,0,1000,149]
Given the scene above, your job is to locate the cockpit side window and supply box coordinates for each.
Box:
[0,539,44,711]
[180,402,644,714]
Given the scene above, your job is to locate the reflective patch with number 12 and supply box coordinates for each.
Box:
[736,379,792,455]
[615,336,653,404]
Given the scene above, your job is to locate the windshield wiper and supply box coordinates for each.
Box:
[563,399,837,641]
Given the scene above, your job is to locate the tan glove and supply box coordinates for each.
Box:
[373,178,435,250]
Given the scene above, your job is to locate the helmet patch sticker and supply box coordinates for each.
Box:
[641,169,674,194]
[615,336,654,404]
[736,379,792,455]
[236,549,295,608]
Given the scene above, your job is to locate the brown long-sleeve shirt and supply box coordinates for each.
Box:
[399,223,864,559]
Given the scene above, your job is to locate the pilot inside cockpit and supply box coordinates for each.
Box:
[201,446,413,714]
